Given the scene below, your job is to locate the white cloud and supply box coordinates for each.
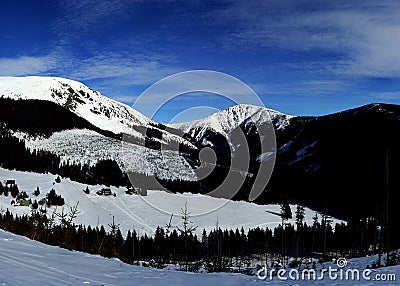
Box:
[69,52,183,87]
[0,49,185,101]
[0,55,57,76]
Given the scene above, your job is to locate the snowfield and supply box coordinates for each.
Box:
[0,229,398,285]
[0,168,342,237]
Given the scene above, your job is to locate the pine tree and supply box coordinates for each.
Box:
[201,229,208,257]
[321,213,332,260]
[31,200,38,210]
[295,205,305,258]
[108,216,121,257]
[311,212,319,253]
[154,226,165,259]
[280,202,292,266]
[10,184,19,198]
[177,202,197,271]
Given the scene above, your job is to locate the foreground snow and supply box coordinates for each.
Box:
[0,168,342,237]
[1,229,398,285]
[0,229,259,286]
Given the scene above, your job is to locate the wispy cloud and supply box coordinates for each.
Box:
[212,0,400,78]
[0,49,184,104]
[249,80,348,98]
[54,0,140,39]
[370,92,400,100]
[0,55,58,76]
[69,52,181,85]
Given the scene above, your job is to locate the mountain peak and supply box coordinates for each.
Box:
[170,103,294,143]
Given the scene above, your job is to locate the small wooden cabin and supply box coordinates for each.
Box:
[4,180,15,186]
[125,186,147,196]
[96,188,112,196]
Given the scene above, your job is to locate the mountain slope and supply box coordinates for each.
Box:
[0,76,195,149]
[170,102,400,222]
[0,76,149,133]
[0,76,200,182]
[265,103,400,220]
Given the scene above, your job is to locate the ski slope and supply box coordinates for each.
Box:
[0,168,342,237]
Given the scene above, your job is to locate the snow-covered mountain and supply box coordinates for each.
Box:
[0,76,193,148]
[0,76,149,133]
[170,104,294,144]
[0,76,199,181]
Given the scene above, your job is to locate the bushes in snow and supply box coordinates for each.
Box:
[46,189,64,206]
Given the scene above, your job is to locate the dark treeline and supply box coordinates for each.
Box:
[1,206,399,272]
[0,98,120,139]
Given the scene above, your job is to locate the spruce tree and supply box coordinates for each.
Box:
[295,205,305,258]
[280,202,292,266]
[177,202,197,271]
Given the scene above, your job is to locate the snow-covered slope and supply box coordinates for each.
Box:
[170,104,294,143]
[0,76,193,148]
[1,229,399,285]
[0,76,150,133]
[14,129,196,181]
[0,229,260,286]
[0,168,342,237]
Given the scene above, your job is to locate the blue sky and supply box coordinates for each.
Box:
[1,0,400,123]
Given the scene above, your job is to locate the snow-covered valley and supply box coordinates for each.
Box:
[0,168,342,237]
